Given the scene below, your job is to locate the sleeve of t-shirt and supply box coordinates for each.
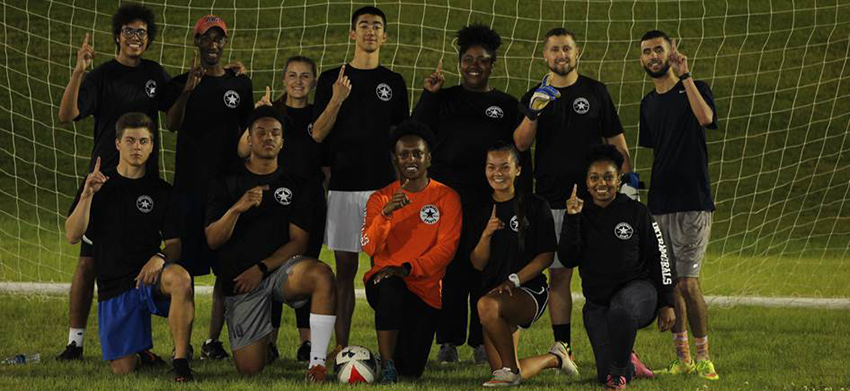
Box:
[411,89,441,133]
[597,83,625,138]
[640,205,676,309]
[160,185,180,241]
[361,190,392,257]
[557,212,582,268]
[638,100,653,148]
[156,66,173,112]
[312,69,335,123]
[695,80,718,129]
[288,181,312,233]
[75,68,101,120]
[407,188,462,279]
[532,199,557,255]
[205,177,233,227]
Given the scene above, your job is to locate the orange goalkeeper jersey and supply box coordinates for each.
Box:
[362,179,462,309]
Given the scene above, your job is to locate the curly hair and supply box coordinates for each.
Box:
[111,3,157,49]
[456,23,502,62]
[585,144,624,174]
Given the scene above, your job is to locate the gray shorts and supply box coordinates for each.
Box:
[652,211,712,278]
[224,256,310,352]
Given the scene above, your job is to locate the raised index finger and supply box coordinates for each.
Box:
[264,86,271,100]
[436,58,443,74]
[82,32,90,47]
[337,65,346,80]
[671,38,678,53]
[570,184,577,200]
[93,156,101,173]
[491,204,497,218]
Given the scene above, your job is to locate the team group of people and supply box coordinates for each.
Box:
[56,3,720,388]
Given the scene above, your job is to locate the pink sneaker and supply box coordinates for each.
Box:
[631,351,655,379]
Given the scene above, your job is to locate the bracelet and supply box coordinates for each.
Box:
[155,252,168,262]
[256,262,270,279]
[679,72,691,80]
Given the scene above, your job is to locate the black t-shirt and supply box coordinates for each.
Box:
[520,75,624,206]
[413,87,533,202]
[271,100,323,181]
[557,194,676,309]
[638,80,717,214]
[466,194,555,291]
[312,65,409,191]
[70,169,179,301]
[162,69,253,195]
[205,165,312,295]
[75,58,171,178]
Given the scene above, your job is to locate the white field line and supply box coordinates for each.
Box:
[1,282,848,309]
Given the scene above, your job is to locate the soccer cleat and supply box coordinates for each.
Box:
[171,344,194,363]
[437,343,459,363]
[267,343,280,364]
[473,345,488,365]
[483,368,521,387]
[630,351,654,379]
[296,341,311,362]
[656,358,695,375]
[605,374,627,390]
[171,358,194,382]
[695,359,719,381]
[200,339,229,360]
[379,359,399,384]
[56,341,83,361]
[549,342,579,376]
[305,364,327,382]
[137,350,166,367]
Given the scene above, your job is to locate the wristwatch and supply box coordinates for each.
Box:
[679,72,691,80]
[256,262,270,279]
[508,273,521,288]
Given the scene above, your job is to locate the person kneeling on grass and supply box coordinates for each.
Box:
[204,106,337,380]
[361,120,462,383]
[470,143,579,387]
[558,144,677,390]
[64,112,195,382]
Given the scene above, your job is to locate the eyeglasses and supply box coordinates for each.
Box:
[121,27,148,39]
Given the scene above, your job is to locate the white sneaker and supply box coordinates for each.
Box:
[482,367,521,387]
[549,342,579,376]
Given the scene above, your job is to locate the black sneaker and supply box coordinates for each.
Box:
[137,350,166,367]
[268,343,280,364]
[200,339,229,360]
[296,341,311,362]
[56,341,83,361]
[172,358,194,382]
[171,344,194,363]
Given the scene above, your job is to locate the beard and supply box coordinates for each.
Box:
[549,61,575,77]
[643,60,670,78]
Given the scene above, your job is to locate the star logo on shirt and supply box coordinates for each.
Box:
[274,187,292,206]
[485,105,504,119]
[136,195,154,213]
[614,222,634,240]
[307,123,314,137]
[509,215,519,232]
[573,97,590,114]
[144,79,157,98]
[223,90,241,109]
[419,204,440,225]
[376,83,393,101]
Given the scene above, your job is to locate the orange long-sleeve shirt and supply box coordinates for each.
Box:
[361,179,462,309]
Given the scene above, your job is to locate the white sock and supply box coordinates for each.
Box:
[309,313,336,368]
[69,328,85,347]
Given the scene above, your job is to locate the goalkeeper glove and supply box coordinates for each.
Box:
[524,74,560,120]
[619,172,641,201]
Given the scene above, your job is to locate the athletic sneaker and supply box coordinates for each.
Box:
[548,342,579,376]
[296,341,311,362]
[171,344,194,363]
[482,368,521,387]
[656,358,695,375]
[379,359,399,384]
[200,339,229,360]
[305,364,327,382]
[605,374,627,390]
[695,359,719,381]
[630,351,654,379]
[437,343,459,363]
[137,350,166,367]
[267,343,280,364]
[172,358,194,382]
[473,345,488,365]
[56,341,83,361]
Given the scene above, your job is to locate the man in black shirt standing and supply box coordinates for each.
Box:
[56,4,171,360]
[65,112,194,381]
[638,30,718,381]
[311,6,409,349]
[205,107,337,380]
[513,28,635,362]
[162,15,253,361]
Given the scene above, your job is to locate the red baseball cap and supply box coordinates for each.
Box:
[193,15,228,36]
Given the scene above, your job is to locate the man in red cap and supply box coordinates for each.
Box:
[162,14,254,361]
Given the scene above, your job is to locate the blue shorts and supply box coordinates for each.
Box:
[98,284,170,361]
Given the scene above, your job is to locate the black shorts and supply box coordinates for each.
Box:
[517,284,549,329]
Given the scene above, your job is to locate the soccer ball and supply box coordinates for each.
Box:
[334,345,380,384]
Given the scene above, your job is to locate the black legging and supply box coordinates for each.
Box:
[583,279,657,383]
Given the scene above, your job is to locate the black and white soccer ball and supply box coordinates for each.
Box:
[334,345,379,384]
